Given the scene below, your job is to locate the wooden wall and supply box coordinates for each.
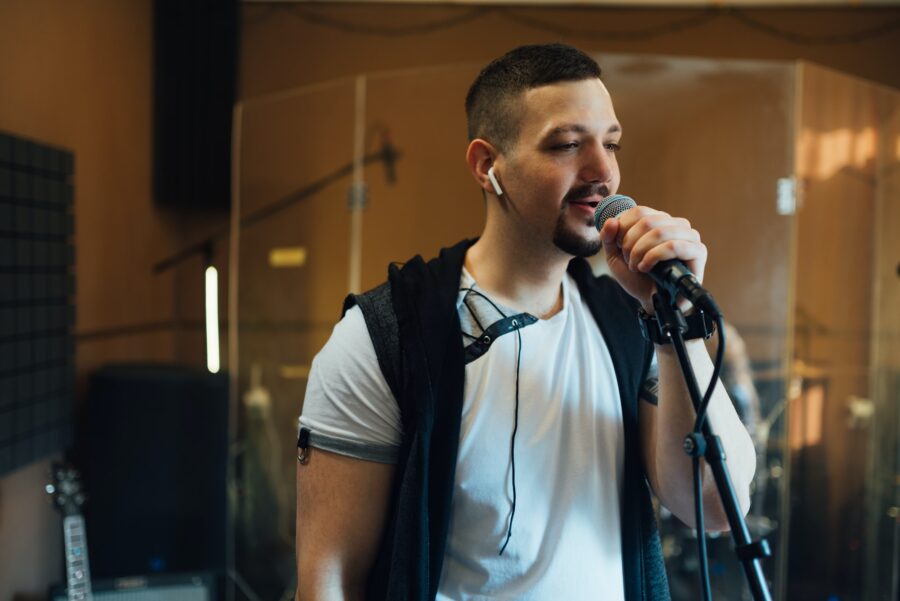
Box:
[0,0,221,597]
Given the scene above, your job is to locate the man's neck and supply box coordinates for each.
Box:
[464,228,571,320]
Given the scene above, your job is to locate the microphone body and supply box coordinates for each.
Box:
[594,194,720,316]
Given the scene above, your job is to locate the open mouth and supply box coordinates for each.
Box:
[569,199,600,209]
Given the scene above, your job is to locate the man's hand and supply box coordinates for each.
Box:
[599,206,756,530]
[598,206,707,312]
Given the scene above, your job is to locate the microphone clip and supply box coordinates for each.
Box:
[638,291,716,346]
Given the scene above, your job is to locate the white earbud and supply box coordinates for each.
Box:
[487,166,504,196]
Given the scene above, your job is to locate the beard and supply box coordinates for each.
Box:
[552,211,602,257]
[551,183,608,257]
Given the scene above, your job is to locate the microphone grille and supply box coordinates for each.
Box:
[594,194,636,230]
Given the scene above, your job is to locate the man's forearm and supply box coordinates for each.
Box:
[653,338,756,530]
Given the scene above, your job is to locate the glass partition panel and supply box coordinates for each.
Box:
[231,55,799,600]
[357,63,485,288]
[867,80,900,601]
[791,64,900,601]
[232,78,358,600]
[599,54,795,600]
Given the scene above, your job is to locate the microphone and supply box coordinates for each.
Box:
[594,194,720,316]
[380,133,398,184]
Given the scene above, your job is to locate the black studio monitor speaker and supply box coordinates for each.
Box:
[83,364,228,580]
[153,0,238,210]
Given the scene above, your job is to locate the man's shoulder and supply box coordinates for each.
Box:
[344,237,477,314]
[343,280,392,318]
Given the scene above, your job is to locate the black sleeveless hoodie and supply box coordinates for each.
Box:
[344,239,670,601]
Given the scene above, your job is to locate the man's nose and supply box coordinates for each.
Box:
[579,142,616,185]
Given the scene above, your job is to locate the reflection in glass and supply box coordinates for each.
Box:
[225,56,898,601]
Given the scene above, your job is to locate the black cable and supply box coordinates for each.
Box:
[694,454,712,601]
[278,4,493,37]
[665,321,712,601]
[726,9,900,45]
[499,324,522,556]
[458,285,523,555]
[459,286,506,318]
[464,297,487,334]
[695,314,727,434]
[500,9,719,42]
[658,295,726,601]
[247,3,900,46]
[691,313,728,601]
[503,8,900,46]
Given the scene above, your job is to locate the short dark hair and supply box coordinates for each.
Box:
[465,44,603,153]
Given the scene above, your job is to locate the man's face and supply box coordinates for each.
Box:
[498,78,621,258]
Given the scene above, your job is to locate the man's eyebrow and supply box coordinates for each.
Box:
[544,123,622,137]
[545,124,589,137]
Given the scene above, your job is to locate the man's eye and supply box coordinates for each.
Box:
[605,142,621,152]
[551,142,579,151]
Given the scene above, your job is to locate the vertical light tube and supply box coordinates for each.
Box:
[348,75,366,294]
[206,265,220,373]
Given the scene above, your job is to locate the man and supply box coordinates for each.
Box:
[295,44,756,601]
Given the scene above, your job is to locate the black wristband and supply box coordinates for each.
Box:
[638,306,716,345]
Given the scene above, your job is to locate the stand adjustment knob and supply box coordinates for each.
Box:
[683,432,706,457]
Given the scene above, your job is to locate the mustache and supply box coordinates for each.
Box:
[563,183,610,204]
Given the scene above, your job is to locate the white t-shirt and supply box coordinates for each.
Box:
[300,270,627,601]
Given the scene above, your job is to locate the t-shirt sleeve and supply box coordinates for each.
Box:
[298,305,403,463]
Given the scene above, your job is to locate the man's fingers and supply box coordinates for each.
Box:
[600,204,709,308]
[628,226,701,271]
[617,209,679,252]
[637,240,708,279]
[601,218,638,275]
[614,206,665,235]
[599,218,620,250]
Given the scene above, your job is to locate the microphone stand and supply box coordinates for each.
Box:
[153,145,401,274]
[652,285,773,601]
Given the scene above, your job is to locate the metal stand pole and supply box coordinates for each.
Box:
[653,287,773,601]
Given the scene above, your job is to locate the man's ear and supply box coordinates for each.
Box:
[466,139,501,197]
